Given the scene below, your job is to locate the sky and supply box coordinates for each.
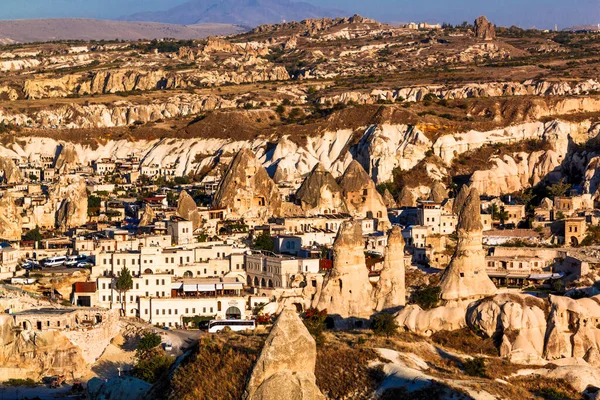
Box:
[1,0,599,30]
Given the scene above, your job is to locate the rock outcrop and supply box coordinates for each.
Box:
[0,194,22,241]
[474,16,496,40]
[468,294,547,362]
[373,226,405,312]
[138,206,156,226]
[315,221,373,326]
[244,308,325,400]
[53,144,80,173]
[544,294,600,362]
[338,160,390,230]
[429,181,447,203]
[296,163,348,216]
[176,191,202,230]
[213,149,282,221]
[382,188,396,208]
[438,187,497,303]
[52,175,88,231]
[0,157,22,184]
[397,186,417,207]
[452,185,469,216]
[395,304,467,336]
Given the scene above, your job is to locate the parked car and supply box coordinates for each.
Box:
[76,262,92,268]
[163,342,173,351]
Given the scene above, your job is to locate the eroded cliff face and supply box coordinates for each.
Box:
[29,175,88,231]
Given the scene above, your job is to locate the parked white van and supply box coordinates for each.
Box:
[208,319,255,333]
[43,256,66,267]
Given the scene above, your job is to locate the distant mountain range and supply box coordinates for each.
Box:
[0,19,244,44]
[121,0,345,27]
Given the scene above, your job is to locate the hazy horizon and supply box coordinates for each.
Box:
[1,0,599,29]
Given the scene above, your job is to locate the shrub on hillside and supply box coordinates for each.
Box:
[371,313,398,337]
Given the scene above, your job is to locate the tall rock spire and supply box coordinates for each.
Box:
[439,187,496,303]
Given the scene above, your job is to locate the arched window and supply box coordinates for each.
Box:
[268,279,273,288]
[217,301,222,312]
[183,271,193,278]
[261,278,266,288]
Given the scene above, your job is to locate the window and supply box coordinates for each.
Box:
[192,308,196,313]
[203,307,206,313]
[210,307,213,313]
[174,309,178,315]
[162,310,165,315]
[103,295,106,301]
[156,309,160,315]
[145,309,148,315]
[161,279,165,285]
[136,283,139,289]
[168,309,172,315]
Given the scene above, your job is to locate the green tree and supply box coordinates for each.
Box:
[22,226,42,245]
[463,357,487,377]
[136,331,162,355]
[412,286,441,310]
[547,179,571,199]
[253,232,274,252]
[371,313,398,337]
[133,352,173,383]
[116,266,134,316]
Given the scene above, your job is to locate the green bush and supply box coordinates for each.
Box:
[412,286,441,310]
[133,351,174,383]
[137,332,162,355]
[302,308,328,346]
[371,313,398,337]
[463,357,487,377]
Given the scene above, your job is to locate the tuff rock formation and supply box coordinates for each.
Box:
[452,185,469,216]
[429,181,447,203]
[397,186,417,207]
[338,160,390,229]
[176,191,202,230]
[373,226,406,312]
[244,308,325,400]
[382,188,396,208]
[296,163,348,216]
[468,294,547,363]
[213,149,282,221]
[315,220,373,325]
[48,175,88,231]
[438,187,497,303]
[474,16,496,40]
[395,304,467,336]
[544,294,600,362]
[54,144,80,173]
[0,157,22,184]
[0,194,22,241]
[138,206,156,226]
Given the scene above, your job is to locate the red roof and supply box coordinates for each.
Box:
[74,282,97,293]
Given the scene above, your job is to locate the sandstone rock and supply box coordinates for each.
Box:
[0,194,22,241]
[213,149,282,221]
[544,294,600,361]
[245,308,325,400]
[296,163,348,216]
[439,187,497,303]
[176,191,202,230]
[338,160,390,229]
[539,197,554,209]
[468,294,547,362]
[373,226,406,312]
[429,181,447,203]
[0,157,22,184]
[315,220,373,325]
[452,185,469,216]
[397,186,417,207]
[54,143,80,173]
[382,188,396,208]
[474,16,496,40]
[52,175,88,231]
[138,206,156,226]
[395,304,467,336]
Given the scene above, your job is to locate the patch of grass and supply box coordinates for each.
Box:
[431,328,499,356]
[2,378,38,387]
[316,343,383,399]
[168,335,265,400]
[509,376,580,400]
